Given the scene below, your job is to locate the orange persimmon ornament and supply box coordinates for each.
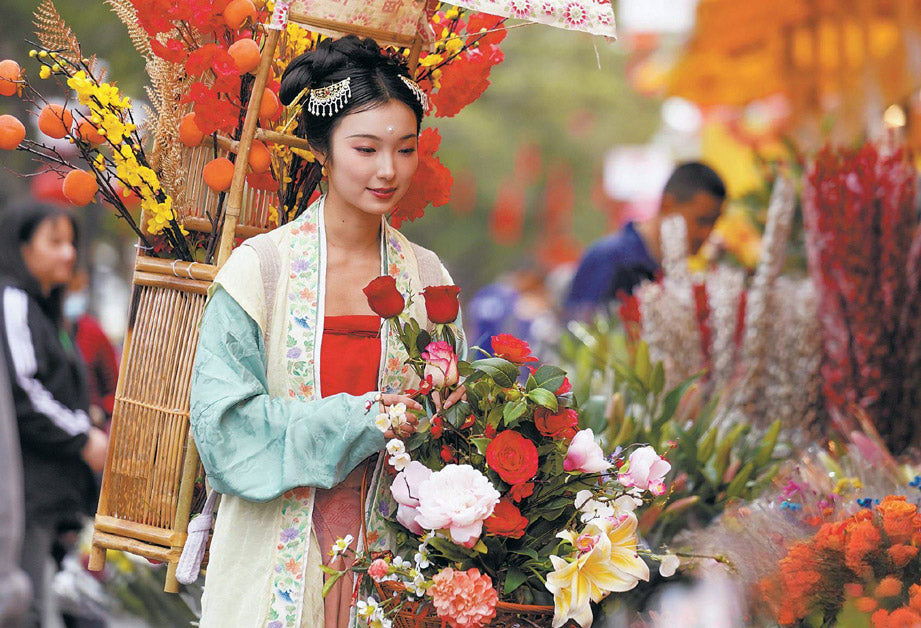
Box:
[203,157,235,192]
[247,140,271,173]
[37,104,73,139]
[75,120,105,145]
[258,88,280,121]
[178,113,204,147]
[228,38,261,74]
[0,115,26,150]
[223,0,256,29]
[62,169,99,206]
[0,60,22,97]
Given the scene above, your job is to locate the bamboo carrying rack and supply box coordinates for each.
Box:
[87,1,433,592]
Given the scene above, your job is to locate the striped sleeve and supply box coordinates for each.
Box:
[3,287,91,437]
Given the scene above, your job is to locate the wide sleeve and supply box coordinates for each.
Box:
[189,287,386,502]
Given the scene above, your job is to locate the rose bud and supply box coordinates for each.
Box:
[363,275,405,318]
[422,285,461,324]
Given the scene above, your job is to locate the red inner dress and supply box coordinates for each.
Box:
[314,314,381,627]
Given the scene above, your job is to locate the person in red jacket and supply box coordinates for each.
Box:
[64,269,119,429]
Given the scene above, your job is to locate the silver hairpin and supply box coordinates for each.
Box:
[307,77,352,117]
[400,75,429,113]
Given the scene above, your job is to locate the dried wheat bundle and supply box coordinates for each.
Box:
[637,216,704,388]
[33,0,82,65]
[105,0,153,60]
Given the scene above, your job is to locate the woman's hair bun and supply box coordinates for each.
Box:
[279,35,406,106]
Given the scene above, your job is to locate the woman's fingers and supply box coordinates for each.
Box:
[442,385,467,410]
[381,393,423,411]
[432,390,443,412]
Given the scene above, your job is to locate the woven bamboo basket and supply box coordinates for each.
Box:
[375,582,571,628]
[88,0,435,593]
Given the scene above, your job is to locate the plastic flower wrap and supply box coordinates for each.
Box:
[330,278,678,628]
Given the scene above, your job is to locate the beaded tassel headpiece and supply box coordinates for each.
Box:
[400,75,429,112]
[307,77,352,117]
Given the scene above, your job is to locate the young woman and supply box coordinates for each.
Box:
[190,36,464,627]
[0,201,108,627]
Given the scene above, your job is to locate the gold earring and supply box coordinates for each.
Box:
[321,164,328,177]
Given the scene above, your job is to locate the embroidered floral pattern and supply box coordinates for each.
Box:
[447,0,615,37]
[266,199,425,624]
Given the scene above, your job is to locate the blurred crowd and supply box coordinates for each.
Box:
[0,200,117,628]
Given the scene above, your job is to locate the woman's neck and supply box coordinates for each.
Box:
[323,192,382,255]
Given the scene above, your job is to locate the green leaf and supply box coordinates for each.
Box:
[532,365,566,393]
[503,568,528,595]
[502,399,528,425]
[651,362,665,395]
[470,437,492,455]
[655,373,701,429]
[470,358,519,388]
[416,329,432,354]
[511,547,540,561]
[526,388,558,410]
[634,341,651,387]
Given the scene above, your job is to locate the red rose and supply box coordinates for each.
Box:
[422,285,461,324]
[491,333,537,363]
[363,276,405,318]
[508,482,534,503]
[484,499,528,538]
[440,445,455,463]
[485,430,538,485]
[534,408,579,441]
[556,377,572,395]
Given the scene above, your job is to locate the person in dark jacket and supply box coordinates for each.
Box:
[0,201,108,627]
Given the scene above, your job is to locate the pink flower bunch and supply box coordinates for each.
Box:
[429,567,498,628]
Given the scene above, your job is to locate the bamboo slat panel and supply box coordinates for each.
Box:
[101,278,207,530]
[180,144,277,231]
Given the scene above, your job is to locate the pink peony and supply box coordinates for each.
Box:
[415,465,500,546]
[391,461,433,535]
[429,567,498,628]
[563,429,612,473]
[368,558,389,581]
[422,340,459,389]
[619,446,671,494]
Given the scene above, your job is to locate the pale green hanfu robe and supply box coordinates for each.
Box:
[190,196,462,627]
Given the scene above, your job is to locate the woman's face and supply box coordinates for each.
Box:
[321,99,419,218]
[21,215,76,293]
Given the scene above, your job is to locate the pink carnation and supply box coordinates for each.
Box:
[429,567,498,628]
[368,558,389,582]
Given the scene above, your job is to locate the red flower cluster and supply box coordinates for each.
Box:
[391,128,452,227]
[491,333,537,364]
[803,142,921,453]
[761,496,921,626]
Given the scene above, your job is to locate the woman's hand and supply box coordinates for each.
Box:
[433,385,467,412]
[380,393,421,440]
[81,427,109,473]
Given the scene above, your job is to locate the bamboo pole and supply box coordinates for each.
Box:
[215,28,282,268]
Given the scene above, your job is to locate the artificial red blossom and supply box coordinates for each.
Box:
[391,128,452,227]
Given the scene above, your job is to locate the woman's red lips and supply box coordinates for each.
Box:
[369,187,397,198]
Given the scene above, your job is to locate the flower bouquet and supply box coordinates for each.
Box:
[333,277,678,628]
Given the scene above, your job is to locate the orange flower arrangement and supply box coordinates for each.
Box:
[761,496,921,626]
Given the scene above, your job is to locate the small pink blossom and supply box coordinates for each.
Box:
[563,429,612,473]
[429,567,498,628]
[368,558,389,581]
[391,461,433,535]
[618,446,671,493]
[563,2,588,27]
[422,341,459,389]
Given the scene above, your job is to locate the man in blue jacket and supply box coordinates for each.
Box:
[566,161,726,314]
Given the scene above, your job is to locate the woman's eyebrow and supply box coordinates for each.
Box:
[346,133,417,140]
